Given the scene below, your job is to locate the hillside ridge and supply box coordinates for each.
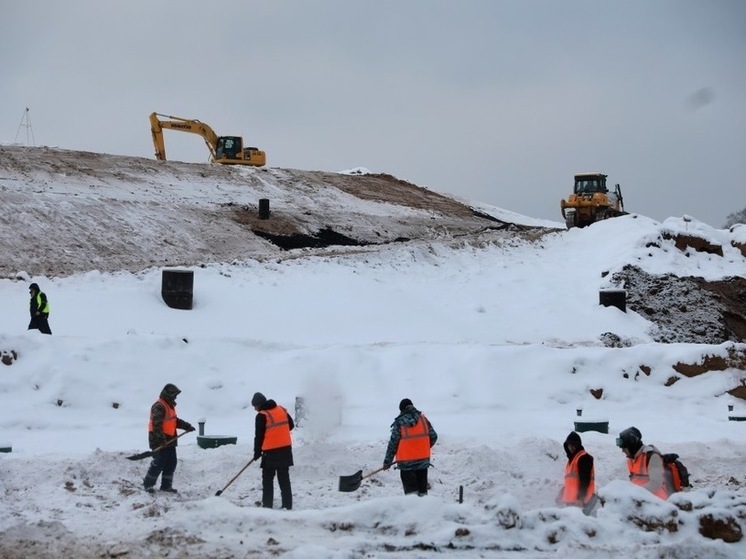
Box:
[0,145,546,277]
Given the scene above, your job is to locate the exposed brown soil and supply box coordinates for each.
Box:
[612,266,746,346]
[0,145,540,278]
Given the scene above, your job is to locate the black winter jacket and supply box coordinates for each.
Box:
[254,400,295,468]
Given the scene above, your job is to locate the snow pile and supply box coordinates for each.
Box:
[0,164,745,557]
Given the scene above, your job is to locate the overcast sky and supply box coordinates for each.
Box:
[2,1,745,227]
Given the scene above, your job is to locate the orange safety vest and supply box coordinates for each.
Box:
[148,398,177,436]
[628,451,669,499]
[395,414,431,462]
[561,449,595,504]
[260,406,292,451]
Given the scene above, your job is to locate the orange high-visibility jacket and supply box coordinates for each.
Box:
[260,406,292,450]
[628,451,669,499]
[395,414,431,462]
[148,398,177,436]
[562,449,595,504]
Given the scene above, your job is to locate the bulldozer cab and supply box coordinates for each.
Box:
[574,173,607,195]
[216,136,243,159]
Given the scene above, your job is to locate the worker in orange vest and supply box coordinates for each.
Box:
[616,426,671,500]
[252,392,295,509]
[556,431,598,515]
[383,398,438,496]
[143,383,195,493]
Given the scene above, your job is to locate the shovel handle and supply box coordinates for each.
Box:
[363,461,397,480]
[215,458,256,496]
[152,430,191,453]
[125,430,192,460]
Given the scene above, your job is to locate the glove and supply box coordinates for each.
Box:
[253,451,262,461]
[382,462,392,471]
[185,423,196,432]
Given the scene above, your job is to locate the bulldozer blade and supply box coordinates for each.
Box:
[338,470,363,492]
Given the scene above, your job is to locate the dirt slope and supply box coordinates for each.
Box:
[0,145,538,277]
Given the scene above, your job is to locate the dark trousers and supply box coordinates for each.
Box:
[400,469,429,496]
[262,466,292,509]
[28,315,52,335]
[143,446,177,490]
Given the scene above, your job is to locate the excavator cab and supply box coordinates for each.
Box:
[215,136,243,159]
[215,135,266,166]
[216,136,242,160]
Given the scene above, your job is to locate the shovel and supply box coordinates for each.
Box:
[125,431,191,461]
[215,457,256,496]
[338,462,396,492]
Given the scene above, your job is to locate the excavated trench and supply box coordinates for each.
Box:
[251,227,379,251]
[229,203,515,252]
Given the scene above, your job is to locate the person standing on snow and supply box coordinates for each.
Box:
[28,283,52,334]
[383,398,438,496]
[616,426,671,499]
[252,392,295,509]
[556,431,598,515]
[143,383,195,493]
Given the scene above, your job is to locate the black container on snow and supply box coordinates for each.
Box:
[161,269,193,310]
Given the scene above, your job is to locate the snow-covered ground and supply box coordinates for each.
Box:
[1,184,745,556]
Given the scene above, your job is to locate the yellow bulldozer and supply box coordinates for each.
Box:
[560,172,626,229]
[149,112,266,167]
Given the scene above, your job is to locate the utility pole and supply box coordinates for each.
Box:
[15,107,36,146]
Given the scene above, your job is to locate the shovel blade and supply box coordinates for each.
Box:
[126,450,153,461]
[338,470,363,492]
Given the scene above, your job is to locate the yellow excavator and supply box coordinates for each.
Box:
[560,172,626,229]
[149,112,266,167]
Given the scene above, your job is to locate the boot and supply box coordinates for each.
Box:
[160,473,176,493]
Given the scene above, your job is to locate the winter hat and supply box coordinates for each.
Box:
[616,426,643,454]
[564,431,582,448]
[563,431,583,457]
[160,383,181,401]
[252,392,267,407]
[399,398,413,412]
[29,283,40,292]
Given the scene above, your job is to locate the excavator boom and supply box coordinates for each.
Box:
[150,113,219,161]
[149,112,265,167]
